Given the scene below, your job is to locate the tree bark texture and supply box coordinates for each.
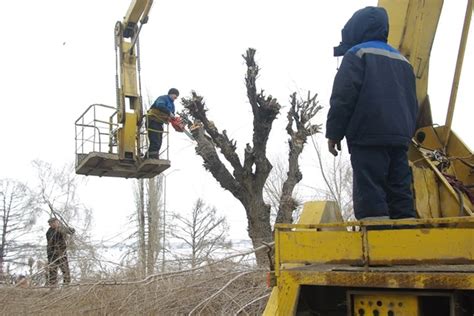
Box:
[136,179,146,277]
[146,177,161,275]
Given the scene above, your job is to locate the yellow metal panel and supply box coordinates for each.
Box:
[378,0,410,50]
[118,113,137,159]
[353,293,419,315]
[122,42,138,97]
[276,217,474,230]
[262,287,279,316]
[379,0,443,90]
[276,230,363,264]
[282,269,474,290]
[379,0,443,127]
[410,126,473,217]
[412,166,440,218]
[424,155,473,217]
[298,201,344,228]
[368,228,474,265]
[275,274,300,316]
[439,185,462,217]
[412,126,443,150]
[124,0,150,24]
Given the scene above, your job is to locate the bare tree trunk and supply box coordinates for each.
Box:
[134,176,163,276]
[137,179,146,277]
[0,221,5,279]
[245,199,272,259]
[146,179,155,275]
[0,201,7,279]
[146,176,161,275]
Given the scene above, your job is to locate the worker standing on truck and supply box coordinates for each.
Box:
[326,6,418,221]
[145,88,184,159]
[46,218,75,286]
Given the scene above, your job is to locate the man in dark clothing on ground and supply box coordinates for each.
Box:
[46,218,75,285]
[326,6,418,221]
[145,88,180,159]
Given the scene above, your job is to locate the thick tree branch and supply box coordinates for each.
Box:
[243,48,281,190]
[188,125,245,202]
[181,93,244,180]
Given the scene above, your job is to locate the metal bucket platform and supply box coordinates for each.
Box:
[76,152,170,179]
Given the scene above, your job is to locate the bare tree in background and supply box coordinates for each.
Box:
[0,179,38,280]
[32,160,95,281]
[133,176,162,276]
[311,138,354,220]
[170,199,229,268]
[33,160,92,230]
[264,158,305,225]
[180,49,321,266]
[264,159,289,224]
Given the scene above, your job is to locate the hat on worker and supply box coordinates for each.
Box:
[48,217,58,223]
[168,88,179,96]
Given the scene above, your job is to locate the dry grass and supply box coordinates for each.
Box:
[0,263,270,315]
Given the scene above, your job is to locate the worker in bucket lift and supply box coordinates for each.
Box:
[325,6,418,221]
[145,88,185,159]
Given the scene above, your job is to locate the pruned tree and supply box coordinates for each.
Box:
[180,48,321,265]
[170,199,229,268]
[0,179,38,280]
[133,175,163,276]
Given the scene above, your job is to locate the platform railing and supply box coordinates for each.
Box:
[75,103,170,164]
[75,104,117,160]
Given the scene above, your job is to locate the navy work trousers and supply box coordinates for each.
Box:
[350,145,416,220]
[147,119,164,156]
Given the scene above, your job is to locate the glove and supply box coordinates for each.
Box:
[170,116,185,132]
[327,139,341,157]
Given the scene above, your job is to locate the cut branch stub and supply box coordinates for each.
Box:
[243,48,259,117]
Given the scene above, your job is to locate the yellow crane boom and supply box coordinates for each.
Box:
[75,0,170,178]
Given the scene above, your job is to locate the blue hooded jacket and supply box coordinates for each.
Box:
[151,95,175,115]
[326,6,418,147]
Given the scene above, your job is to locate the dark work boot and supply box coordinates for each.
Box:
[148,151,159,159]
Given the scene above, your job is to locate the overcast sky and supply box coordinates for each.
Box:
[0,0,472,243]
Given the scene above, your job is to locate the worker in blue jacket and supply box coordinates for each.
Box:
[326,6,418,221]
[145,88,179,159]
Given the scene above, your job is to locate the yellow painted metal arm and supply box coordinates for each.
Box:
[115,0,154,159]
[123,0,154,38]
[444,0,473,148]
[378,0,444,128]
[124,0,153,25]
